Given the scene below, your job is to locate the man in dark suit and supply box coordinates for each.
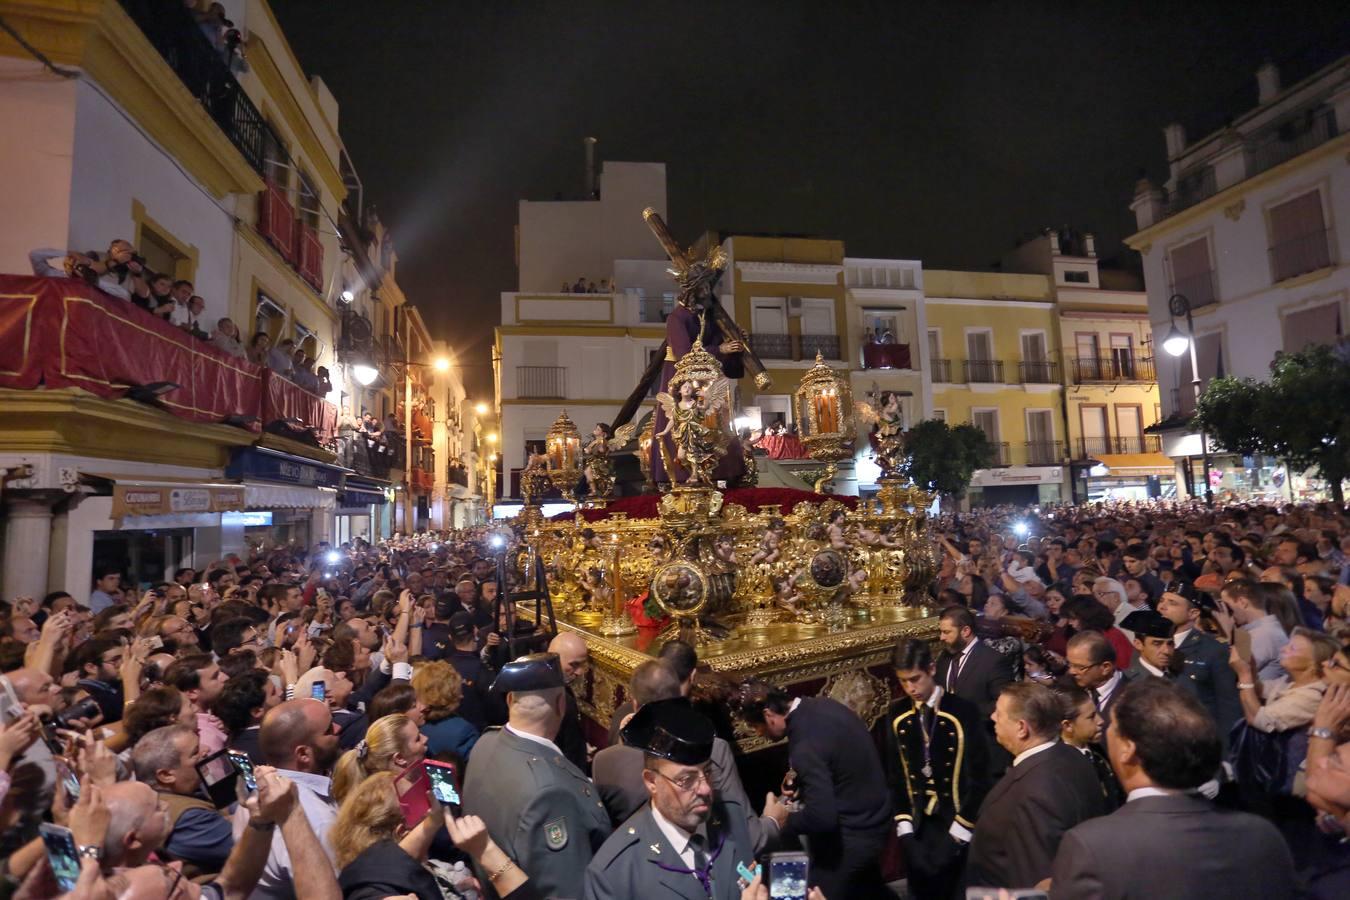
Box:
[1157,588,1242,748]
[548,631,592,774]
[965,683,1108,890]
[1048,679,1295,899]
[1066,630,1132,754]
[740,681,891,899]
[884,638,993,900]
[934,607,1013,722]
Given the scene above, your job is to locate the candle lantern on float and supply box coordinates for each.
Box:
[794,352,855,493]
[637,417,656,493]
[546,409,583,502]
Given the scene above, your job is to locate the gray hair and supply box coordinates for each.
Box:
[1093,576,1128,609]
[101,781,157,866]
[131,724,194,784]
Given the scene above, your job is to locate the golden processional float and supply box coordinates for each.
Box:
[503,212,941,751]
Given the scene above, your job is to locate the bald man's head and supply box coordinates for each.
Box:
[6,667,60,707]
[103,781,167,867]
[548,632,589,684]
[260,698,338,773]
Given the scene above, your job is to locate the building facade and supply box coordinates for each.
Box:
[1127,55,1350,501]
[0,0,464,601]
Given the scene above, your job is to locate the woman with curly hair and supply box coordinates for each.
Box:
[412,661,479,760]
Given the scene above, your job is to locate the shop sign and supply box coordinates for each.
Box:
[226,448,344,490]
[113,485,246,518]
[970,466,1064,487]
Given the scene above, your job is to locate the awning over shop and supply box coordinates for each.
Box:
[1087,453,1176,477]
[338,475,390,508]
[92,474,247,519]
[244,484,337,510]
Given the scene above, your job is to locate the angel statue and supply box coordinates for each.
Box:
[856,387,910,478]
[656,365,733,486]
[582,422,634,500]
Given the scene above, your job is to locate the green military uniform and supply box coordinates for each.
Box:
[463,653,612,900]
[464,726,611,899]
[583,797,755,900]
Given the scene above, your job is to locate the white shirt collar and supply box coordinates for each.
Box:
[276,768,334,800]
[1096,670,1124,704]
[958,639,977,662]
[650,804,708,868]
[505,724,562,756]
[787,697,802,717]
[925,685,945,710]
[1172,627,1192,648]
[1013,740,1057,767]
[1126,786,1174,802]
[1137,657,1165,678]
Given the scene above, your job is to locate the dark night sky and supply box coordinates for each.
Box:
[272,1,1350,399]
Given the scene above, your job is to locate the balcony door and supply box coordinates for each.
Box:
[1116,405,1143,453]
[1076,333,1101,380]
[752,299,787,335]
[1027,409,1055,463]
[972,409,1000,445]
[1021,331,1049,382]
[966,330,995,382]
[1110,335,1135,379]
[1080,405,1108,457]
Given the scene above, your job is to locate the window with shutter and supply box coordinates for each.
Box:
[1282,302,1343,353]
[1268,191,1330,282]
[1167,238,1215,306]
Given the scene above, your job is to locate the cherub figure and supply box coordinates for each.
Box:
[655,374,732,485]
[826,510,849,551]
[750,517,786,565]
[581,421,633,499]
[713,533,739,568]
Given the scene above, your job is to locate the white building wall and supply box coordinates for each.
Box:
[0,57,78,273]
[68,80,238,321]
[1141,146,1350,416]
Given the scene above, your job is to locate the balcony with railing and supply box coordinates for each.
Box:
[1162,166,1218,217]
[1071,356,1156,384]
[1076,435,1163,458]
[749,333,794,360]
[447,464,470,488]
[517,366,566,400]
[1023,440,1064,466]
[988,442,1011,467]
[861,342,912,370]
[930,358,953,383]
[1270,227,1334,283]
[1250,108,1338,177]
[800,334,841,360]
[1018,360,1059,384]
[963,359,1004,384]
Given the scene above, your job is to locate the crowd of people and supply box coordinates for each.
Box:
[1,499,1349,898]
[559,278,612,294]
[29,237,333,399]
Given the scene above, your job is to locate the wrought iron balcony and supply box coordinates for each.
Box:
[963,359,1004,384]
[1071,356,1156,384]
[1023,440,1063,465]
[930,358,953,383]
[1076,435,1162,458]
[749,333,793,360]
[800,334,841,360]
[1019,360,1059,384]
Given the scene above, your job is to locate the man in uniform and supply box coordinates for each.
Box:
[1121,609,1177,681]
[463,653,611,899]
[583,699,757,900]
[884,638,992,900]
[739,679,891,899]
[1156,586,1242,748]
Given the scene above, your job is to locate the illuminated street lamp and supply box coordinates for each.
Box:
[433,357,451,373]
[475,402,489,416]
[1164,293,1212,508]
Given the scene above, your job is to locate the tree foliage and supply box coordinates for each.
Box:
[901,419,996,499]
[1194,343,1350,504]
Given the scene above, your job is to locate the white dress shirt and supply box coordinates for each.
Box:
[1095,670,1124,709]
[1012,740,1057,767]
[651,804,710,871]
[233,769,337,900]
[505,724,563,757]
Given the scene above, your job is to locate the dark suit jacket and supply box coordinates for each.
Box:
[591,737,777,852]
[1094,671,1134,757]
[557,685,591,775]
[1175,628,1243,748]
[965,741,1108,889]
[1049,793,1295,899]
[935,641,1013,722]
[784,697,890,840]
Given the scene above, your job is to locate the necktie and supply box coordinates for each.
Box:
[689,833,708,872]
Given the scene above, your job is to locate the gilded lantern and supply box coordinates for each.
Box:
[793,352,855,492]
[546,409,583,501]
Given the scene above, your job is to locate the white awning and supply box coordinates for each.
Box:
[244,484,338,510]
